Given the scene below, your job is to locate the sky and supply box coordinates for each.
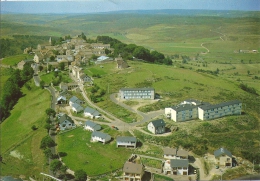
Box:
[1,0,260,14]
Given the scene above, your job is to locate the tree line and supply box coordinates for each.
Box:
[0,35,50,58]
[0,63,34,122]
[96,35,172,65]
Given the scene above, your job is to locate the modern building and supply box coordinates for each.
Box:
[166,99,242,122]
[84,120,101,132]
[119,87,155,100]
[163,159,189,175]
[116,136,137,148]
[198,100,242,120]
[214,148,232,167]
[91,131,111,144]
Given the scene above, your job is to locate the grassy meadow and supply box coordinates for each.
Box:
[57,127,132,176]
[0,81,50,178]
[1,54,33,66]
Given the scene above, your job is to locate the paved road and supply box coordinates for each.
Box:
[32,63,40,86]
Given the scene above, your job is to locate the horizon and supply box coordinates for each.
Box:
[1,0,260,14]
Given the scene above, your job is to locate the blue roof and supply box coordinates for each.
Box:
[85,120,101,131]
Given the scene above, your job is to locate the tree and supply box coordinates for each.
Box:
[40,135,56,149]
[74,169,87,181]
[133,46,150,61]
[60,165,68,174]
[44,123,52,132]
[31,125,37,130]
[43,148,53,158]
[247,70,250,75]
[59,62,65,71]
[39,65,43,72]
[50,160,62,175]
[45,108,56,117]
[40,80,45,89]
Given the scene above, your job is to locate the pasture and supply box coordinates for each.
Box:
[0,81,50,178]
[1,54,33,66]
[57,127,132,176]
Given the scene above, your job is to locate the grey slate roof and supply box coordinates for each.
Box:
[120,87,154,91]
[170,159,189,167]
[57,96,66,101]
[85,120,101,131]
[150,119,165,127]
[58,114,73,124]
[116,136,137,143]
[199,100,241,111]
[163,147,188,157]
[72,103,83,112]
[123,162,143,174]
[84,106,100,116]
[91,131,111,140]
[69,96,78,103]
[214,148,232,158]
[183,99,201,105]
[171,104,198,112]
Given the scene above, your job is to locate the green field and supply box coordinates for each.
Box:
[1,54,33,66]
[0,81,50,178]
[57,127,132,176]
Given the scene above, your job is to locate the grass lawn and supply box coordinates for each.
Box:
[1,54,33,66]
[57,127,133,176]
[0,81,50,178]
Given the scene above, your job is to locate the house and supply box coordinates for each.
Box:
[116,136,137,148]
[198,100,242,121]
[147,119,165,134]
[91,131,111,144]
[71,66,82,79]
[58,114,75,131]
[56,55,74,62]
[214,148,232,167]
[91,43,110,49]
[116,56,128,69]
[79,73,93,84]
[123,162,144,181]
[33,53,43,63]
[56,96,67,105]
[71,103,84,113]
[84,106,101,119]
[17,60,32,70]
[69,96,84,106]
[92,49,106,56]
[163,147,189,160]
[84,120,101,132]
[163,159,189,175]
[119,87,155,100]
[96,56,112,64]
[60,82,78,91]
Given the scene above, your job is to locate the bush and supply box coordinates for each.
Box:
[31,125,37,130]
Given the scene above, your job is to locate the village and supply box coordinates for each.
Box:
[17,34,251,181]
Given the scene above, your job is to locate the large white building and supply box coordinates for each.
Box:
[165,99,242,122]
[198,100,242,120]
[119,87,155,100]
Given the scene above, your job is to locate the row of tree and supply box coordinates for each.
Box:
[0,63,34,122]
[96,36,172,65]
[0,35,50,58]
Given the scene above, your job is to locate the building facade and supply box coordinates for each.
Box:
[123,162,144,181]
[119,88,155,100]
[214,148,232,167]
[198,100,242,120]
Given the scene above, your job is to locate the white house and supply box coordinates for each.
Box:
[91,131,111,144]
[163,159,189,175]
[116,136,137,148]
[69,96,84,106]
[198,100,242,120]
[71,103,84,113]
[84,120,101,132]
[84,107,101,119]
[147,119,165,134]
